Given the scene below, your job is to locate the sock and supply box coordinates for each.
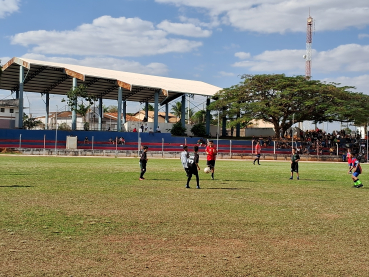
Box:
[211,173,214,179]
[356,179,362,185]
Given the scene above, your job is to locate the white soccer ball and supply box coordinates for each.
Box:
[204,167,211,174]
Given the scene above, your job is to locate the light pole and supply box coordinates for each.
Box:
[55,105,58,129]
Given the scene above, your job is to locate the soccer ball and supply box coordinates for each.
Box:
[204,167,211,174]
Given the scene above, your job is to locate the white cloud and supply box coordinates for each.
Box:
[323,75,369,95]
[10,16,203,57]
[19,54,169,76]
[218,71,236,77]
[235,52,251,59]
[232,44,369,75]
[156,0,369,33]
[157,20,212,37]
[359,33,369,39]
[0,0,19,18]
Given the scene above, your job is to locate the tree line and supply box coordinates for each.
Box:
[209,74,369,138]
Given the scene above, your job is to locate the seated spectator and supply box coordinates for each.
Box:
[119,137,125,145]
[149,127,154,134]
[133,127,137,132]
[84,136,89,144]
[198,138,206,147]
[109,137,113,144]
[156,126,161,133]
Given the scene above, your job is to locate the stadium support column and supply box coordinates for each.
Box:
[206,97,211,136]
[71,78,77,131]
[98,97,103,131]
[18,65,24,129]
[222,107,227,137]
[154,91,159,131]
[165,103,169,123]
[181,94,186,128]
[122,100,126,125]
[45,93,49,130]
[145,102,149,120]
[117,87,122,132]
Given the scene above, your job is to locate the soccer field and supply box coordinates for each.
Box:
[1,156,368,276]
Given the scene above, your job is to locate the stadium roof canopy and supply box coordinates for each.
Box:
[0,57,222,105]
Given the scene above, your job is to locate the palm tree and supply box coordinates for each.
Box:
[171,102,182,119]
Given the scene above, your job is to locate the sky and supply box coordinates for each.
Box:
[1,0,369,131]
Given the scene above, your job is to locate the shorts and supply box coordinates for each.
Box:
[348,163,352,167]
[291,162,299,173]
[353,171,360,178]
[256,154,261,158]
[207,160,216,168]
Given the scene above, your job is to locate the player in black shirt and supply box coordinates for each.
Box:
[290,148,300,180]
[139,146,148,180]
[186,146,201,189]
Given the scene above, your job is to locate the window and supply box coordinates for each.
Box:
[0,108,4,112]
[10,109,14,113]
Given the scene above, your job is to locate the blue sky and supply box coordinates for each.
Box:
[1,0,369,131]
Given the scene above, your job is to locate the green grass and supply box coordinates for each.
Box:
[1,156,369,276]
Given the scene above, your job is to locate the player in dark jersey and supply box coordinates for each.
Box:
[290,148,300,180]
[186,146,201,189]
[139,146,148,180]
[351,152,363,188]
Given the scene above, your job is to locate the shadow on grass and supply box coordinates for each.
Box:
[298,179,332,182]
[0,185,33,188]
[2,173,29,175]
[205,187,251,190]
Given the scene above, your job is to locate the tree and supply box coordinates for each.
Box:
[170,121,187,136]
[23,113,42,130]
[58,122,71,131]
[61,84,96,130]
[209,74,360,138]
[171,102,182,118]
[191,110,206,124]
[147,104,154,111]
[106,105,118,113]
[190,123,206,137]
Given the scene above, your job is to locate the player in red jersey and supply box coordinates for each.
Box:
[253,141,262,165]
[205,140,217,180]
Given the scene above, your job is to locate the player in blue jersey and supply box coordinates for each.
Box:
[350,152,363,188]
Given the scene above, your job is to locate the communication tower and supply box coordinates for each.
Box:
[304,13,313,79]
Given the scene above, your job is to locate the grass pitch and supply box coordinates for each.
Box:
[0,156,369,276]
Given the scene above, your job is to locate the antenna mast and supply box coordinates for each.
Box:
[305,11,313,79]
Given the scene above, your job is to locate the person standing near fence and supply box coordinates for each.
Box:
[253,141,261,165]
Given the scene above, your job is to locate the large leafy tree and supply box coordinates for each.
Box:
[61,84,97,130]
[171,101,182,118]
[209,74,364,138]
